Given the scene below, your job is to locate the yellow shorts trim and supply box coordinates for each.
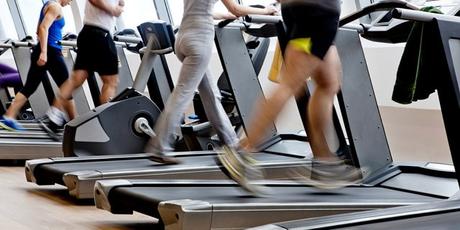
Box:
[289,38,313,55]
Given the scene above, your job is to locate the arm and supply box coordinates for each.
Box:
[213,11,237,20]
[36,2,61,66]
[220,0,278,17]
[88,0,124,17]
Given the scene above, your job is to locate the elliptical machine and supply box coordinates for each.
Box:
[63,21,175,156]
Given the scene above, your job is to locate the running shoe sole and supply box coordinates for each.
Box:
[288,166,364,190]
[147,153,181,164]
[0,121,17,131]
[216,146,269,196]
[38,119,63,142]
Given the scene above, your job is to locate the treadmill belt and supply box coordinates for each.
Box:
[107,184,440,218]
[33,152,301,185]
[257,196,460,230]
[332,212,460,230]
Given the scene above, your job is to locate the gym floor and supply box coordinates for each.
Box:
[0,106,451,229]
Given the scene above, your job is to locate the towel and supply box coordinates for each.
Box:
[392,6,444,104]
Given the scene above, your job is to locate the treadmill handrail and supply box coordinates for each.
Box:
[58,40,77,47]
[339,0,420,27]
[11,41,36,47]
[113,35,142,44]
[392,8,460,23]
[244,15,282,24]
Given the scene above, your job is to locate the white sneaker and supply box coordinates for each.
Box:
[216,145,270,196]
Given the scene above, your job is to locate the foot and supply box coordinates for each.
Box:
[216,145,269,196]
[39,106,67,141]
[289,158,363,190]
[38,117,64,142]
[0,116,24,131]
[146,152,181,164]
[144,139,180,164]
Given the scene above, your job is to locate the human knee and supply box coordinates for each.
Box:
[313,65,341,95]
[19,88,33,98]
[102,76,119,89]
[70,71,88,87]
[315,77,340,96]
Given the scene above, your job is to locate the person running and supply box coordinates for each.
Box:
[40,0,124,140]
[144,0,277,163]
[217,0,363,195]
[0,0,75,131]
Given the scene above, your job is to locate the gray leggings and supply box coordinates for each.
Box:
[150,30,239,152]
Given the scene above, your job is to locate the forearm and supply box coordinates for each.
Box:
[213,11,236,20]
[38,27,48,53]
[236,5,270,16]
[222,0,275,17]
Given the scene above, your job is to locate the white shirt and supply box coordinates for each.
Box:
[83,0,119,33]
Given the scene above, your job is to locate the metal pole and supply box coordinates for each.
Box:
[6,0,27,39]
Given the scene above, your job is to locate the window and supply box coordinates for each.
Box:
[167,0,183,26]
[121,0,157,29]
[0,0,18,39]
[15,0,43,39]
[62,4,77,34]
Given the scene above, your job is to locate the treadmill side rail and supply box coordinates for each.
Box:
[25,158,54,183]
[94,180,133,212]
[159,200,213,230]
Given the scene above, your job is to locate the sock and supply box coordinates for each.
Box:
[47,107,66,126]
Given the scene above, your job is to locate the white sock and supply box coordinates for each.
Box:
[47,107,65,126]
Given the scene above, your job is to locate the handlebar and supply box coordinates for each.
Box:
[244,15,282,24]
[339,0,420,27]
[392,8,460,23]
[114,35,142,44]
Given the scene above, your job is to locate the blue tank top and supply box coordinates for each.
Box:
[38,1,65,50]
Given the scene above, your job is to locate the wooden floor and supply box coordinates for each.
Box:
[0,165,159,229]
[0,106,452,229]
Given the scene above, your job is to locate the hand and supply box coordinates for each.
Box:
[221,12,237,20]
[37,52,47,66]
[112,5,124,17]
[264,5,278,15]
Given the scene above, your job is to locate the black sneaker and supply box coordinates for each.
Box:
[38,116,63,141]
[289,159,363,190]
[144,139,181,164]
[216,145,269,196]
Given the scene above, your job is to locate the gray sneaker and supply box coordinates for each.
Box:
[289,159,363,190]
[144,139,180,164]
[216,145,269,196]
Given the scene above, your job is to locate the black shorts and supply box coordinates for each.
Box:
[281,3,340,59]
[74,25,119,76]
[21,45,69,98]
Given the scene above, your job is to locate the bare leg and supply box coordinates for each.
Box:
[61,99,77,120]
[54,70,88,115]
[4,92,28,119]
[244,44,321,150]
[308,46,341,159]
[99,74,119,104]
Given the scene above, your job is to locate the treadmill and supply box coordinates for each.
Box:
[24,0,315,199]
[0,39,91,159]
[91,3,460,229]
[25,18,311,199]
[251,196,460,230]
[0,35,135,159]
